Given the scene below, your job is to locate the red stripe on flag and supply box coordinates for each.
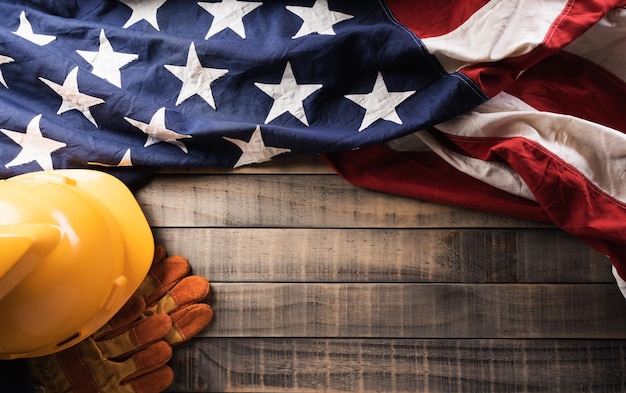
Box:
[323,145,548,222]
[386,0,490,38]
[505,51,626,133]
[491,136,626,280]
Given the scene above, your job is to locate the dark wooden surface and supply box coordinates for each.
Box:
[135,156,626,393]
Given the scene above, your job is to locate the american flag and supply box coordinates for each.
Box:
[1,0,626,296]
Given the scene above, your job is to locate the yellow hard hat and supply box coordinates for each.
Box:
[0,169,154,359]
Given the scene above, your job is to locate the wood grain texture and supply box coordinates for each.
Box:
[200,283,626,339]
[141,162,626,392]
[166,338,626,393]
[153,228,611,283]
[137,175,550,228]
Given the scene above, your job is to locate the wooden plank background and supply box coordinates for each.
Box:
[135,156,626,393]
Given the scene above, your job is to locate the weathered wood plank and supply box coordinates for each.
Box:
[145,160,626,393]
[167,338,626,393]
[200,283,626,338]
[138,175,550,228]
[154,228,611,283]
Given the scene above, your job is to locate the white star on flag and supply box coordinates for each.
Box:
[0,55,14,88]
[1,115,66,170]
[224,125,291,168]
[198,0,263,39]
[125,107,192,152]
[76,29,139,88]
[286,0,354,39]
[254,62,323,126]
[119,0,167,31]
[345,72,416,131]
[164,42,228,108]
[39,67,105,127]
[13,11,56,46]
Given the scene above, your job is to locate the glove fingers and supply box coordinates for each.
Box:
[94,294,146,340]
[170,275,211,307]
[119,341,173,386]
[97,313,172,359]
[146,275,210,316]
[137,255,191,306]
[125,365,174,393]
[166,303,214,346]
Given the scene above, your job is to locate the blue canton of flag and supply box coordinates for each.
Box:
[0,0,486,185]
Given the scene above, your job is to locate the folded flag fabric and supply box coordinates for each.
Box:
[0,0,626,296]
[323,0,626,297]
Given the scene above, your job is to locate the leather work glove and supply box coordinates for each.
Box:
[28,294,175,393]
[137,245,214,346]
[28,245,214,393]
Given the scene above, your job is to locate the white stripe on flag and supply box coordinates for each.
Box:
[385,130,536,201]
[421,0,570,72]
[434,92,626,203]
[564,7,626,82]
